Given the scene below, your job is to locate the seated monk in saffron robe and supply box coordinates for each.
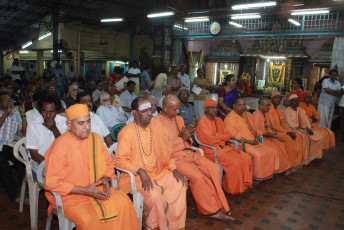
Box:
[284,94,324,165]
[196,99,252,194]
[224,97,280,181]
[299,91,335,150]
[252,97,297,175]
[114,97,188,230]
[156,95,234,222]
[44,104,139,230]
[268,92,303,167]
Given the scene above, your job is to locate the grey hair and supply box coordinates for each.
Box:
[100,93,110,100]
[177,87,190,98]
[148,95,156,101]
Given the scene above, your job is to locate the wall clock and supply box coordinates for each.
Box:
[210,21,221,36]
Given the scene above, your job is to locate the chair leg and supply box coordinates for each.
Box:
[45,214,52,230]
[133,192,144,230]
[28,183,38,230]
[19,177,27,212]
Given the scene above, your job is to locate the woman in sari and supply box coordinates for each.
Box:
[218,74,239,119]
[290,77,304,102]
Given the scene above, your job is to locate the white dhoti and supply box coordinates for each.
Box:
[317,103,335,129]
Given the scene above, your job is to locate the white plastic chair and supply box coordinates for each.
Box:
[108,143,144,230]
[37,161,75,230]
[194,131,240,183]
[13,137,42,230]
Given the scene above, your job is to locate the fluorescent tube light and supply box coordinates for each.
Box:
[231,14,261,20]
[291,8,329,15]
[229,21,243,28]
[50,50,63,53]
[22,41,32,49]
[38,31,52,40]
[147,11,174,18]
[260,55,286,59]
[185,17,209,22]
[232,1,276,10]
[19,50,29,54]
[100,18,123,22]
[288,18,300,26]
[174,24,188,30]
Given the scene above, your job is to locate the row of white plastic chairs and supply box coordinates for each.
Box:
[13,133,240,230]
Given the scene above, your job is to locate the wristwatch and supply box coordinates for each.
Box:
[21,115,26,118]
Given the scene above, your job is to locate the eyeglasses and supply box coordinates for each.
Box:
[102,98,110,101]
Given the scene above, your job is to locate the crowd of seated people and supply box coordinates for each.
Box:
[0,59,340,229]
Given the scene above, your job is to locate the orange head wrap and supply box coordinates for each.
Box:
[271,92,282,98]
[303,91,312,97]
[65,104,89,121]
[205,99,218,108]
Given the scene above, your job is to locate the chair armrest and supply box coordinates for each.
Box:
[194,132,219,165]
[258,135,264,144]
[116,167,137,193]
[50,191,65,216]
[191,146,204,156]
[228,139,239,149]
[230,138,246,152]
[37,161,45,188]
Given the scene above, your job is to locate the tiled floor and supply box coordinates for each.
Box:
[1,134,344,229]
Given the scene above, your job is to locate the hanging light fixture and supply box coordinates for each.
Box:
[232,1,276,10]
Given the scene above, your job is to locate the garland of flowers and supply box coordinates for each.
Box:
[189,51,204,68]
[268,62,285,84]
[220,70,231,80]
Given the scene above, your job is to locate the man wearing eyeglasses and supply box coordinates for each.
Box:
[96,93,127,130]
[64,81,79,108]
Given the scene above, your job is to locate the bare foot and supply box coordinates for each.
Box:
[210,211,235,222]
[292,166,302,173]
[284,168,293,176]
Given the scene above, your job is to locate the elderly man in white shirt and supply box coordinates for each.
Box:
[317,69,342,129]
[120,80,137,115]
[26,94,68,178]
[97,93,127,130]
[76,91,113,147]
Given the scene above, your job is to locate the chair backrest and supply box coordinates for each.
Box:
[37,161,45,188]
[108,142,118,159]
[13,137,36,183]
[110,123,126,142]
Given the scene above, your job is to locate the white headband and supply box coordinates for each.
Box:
[138,102,151,111]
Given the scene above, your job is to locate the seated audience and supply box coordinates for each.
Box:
[150,73,167,103]
[178,87,196,126]
[224,97,281,181]
[96,93,127,130]
[218,74,238,119]
[299,91,335,151]
[77,92,113,147]
[167,66,183,94]
[26,91,44,123]
[44,104,139,229]
[64,80,79,108]
[193,68,211,120]
[177,64,190,89]
[26,94,67,178]
[196,99,253,195]
[46,85,66,111]
[253,98,296,175]
[158,85,172,109]
[0,92,26,202]
[119,80,137,113]
[92,80,106,106]
[284,94,324,165]
[114,97,187,229]
[156,95,234,221]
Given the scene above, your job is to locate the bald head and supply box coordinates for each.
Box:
[162,94,181,118]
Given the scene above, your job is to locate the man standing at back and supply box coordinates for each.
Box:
[156,95,234,221]
[44,104,139,229]
[114,97,188,230]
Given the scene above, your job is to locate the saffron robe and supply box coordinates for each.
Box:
[45,131,139,230]
[114,119,187,230]
[268,103,303,167]
[224,111,279,180]
[299,102,335,150]
[252,110,292,173]
[284,107,324,165]
[156,114,231,216]
[196,115,253,194]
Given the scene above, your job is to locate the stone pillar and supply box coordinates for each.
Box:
[37,50,44,77]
